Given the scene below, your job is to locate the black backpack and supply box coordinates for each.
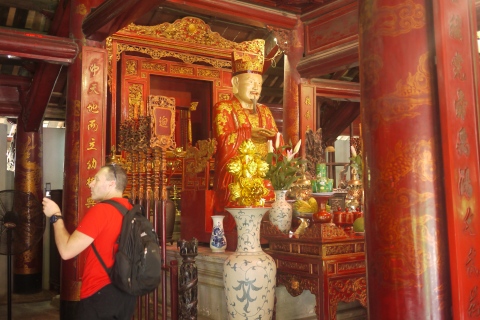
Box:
[91,199,162,296]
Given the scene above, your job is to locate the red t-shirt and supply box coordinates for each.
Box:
[76,197,132,299]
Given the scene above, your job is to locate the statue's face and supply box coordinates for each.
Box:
[233,73,262,105]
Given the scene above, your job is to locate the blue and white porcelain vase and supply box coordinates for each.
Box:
[269,189,292,233]
[223,207,276,319]
[210,215,227,253]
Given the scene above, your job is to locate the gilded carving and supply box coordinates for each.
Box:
[338,261,366,272]
[76,4,87,15]
[142,62,167,72]
[87,119,98,132]
[86,137,97,151]
[449,15,462,40]
[106,43,231,88]
[120,18,264,53]
[455,89,467,120]
[300,245,320,256]
[464,208,475,236]
[452,52,466,80]
[374,0,425,37]
[148,95,176,150]
[458,167,473,198]
[469,286,480,317]
[456,127,470,156]
[324,244,356,257]
[305,110,311,120]
[372,53,431,125]
[305,96,311,106]
[328,277,367,319]
[278,273,318,296]
[88,83,100,95]
[129,84,144,118]
[278,260,310,273]
[271,242,291,253]
[197,69,220,78]
[302,223,348,239]
[89,62,100,77]
[185,139,217,174]
[466,247,480,276]
[86,102,99,113]
[126,60,137,75]
[219,93,231,101]
[379,139,435,184]
[171,65,194,75]
[17,136,41,190]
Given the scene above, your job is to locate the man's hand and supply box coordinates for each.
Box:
[251,127,276,140]
[43,197,61,218]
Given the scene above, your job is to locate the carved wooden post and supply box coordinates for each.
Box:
[177,238,198,320]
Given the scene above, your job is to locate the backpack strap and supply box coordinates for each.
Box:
[90,199,129,277]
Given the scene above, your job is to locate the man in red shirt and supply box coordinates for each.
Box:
[43,164,136,320]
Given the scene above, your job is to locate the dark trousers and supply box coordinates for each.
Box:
[76,284,136,320]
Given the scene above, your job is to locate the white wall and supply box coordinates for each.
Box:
[0,126,65,299]
[0,123,7,299]
[43,128,65,190]
[42,127,65,290]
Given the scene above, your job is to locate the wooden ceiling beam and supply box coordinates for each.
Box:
[0,75,31,89]
[0,28,78,64]
[21,63,63,131]
[83,0,167,41]
[321,101,360,145]
[297,40,359,78]
[311,78,360,102]
[165,0,298,29]
[0,0,58,13]
[0,102,22,117]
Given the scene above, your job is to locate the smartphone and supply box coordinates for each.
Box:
[45,183,51,199]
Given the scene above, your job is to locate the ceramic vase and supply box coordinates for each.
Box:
[210,215,227,253]
[269,190,292,233]
[223,207,276,319]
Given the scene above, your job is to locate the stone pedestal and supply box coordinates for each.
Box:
[166,245,364,319]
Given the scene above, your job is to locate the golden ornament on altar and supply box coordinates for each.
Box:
[227,139,270,207]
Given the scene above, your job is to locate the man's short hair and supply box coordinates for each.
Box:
[103,164,127,192]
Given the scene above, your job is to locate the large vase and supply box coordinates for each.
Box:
[210,215,227,252]
[223,207,276,319]
[269,190,292,233]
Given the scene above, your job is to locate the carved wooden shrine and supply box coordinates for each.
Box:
[261,221,367,320]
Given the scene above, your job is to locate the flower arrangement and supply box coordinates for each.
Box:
[227,139,270,207]
[349,146,363,180]
[265,133,306,190]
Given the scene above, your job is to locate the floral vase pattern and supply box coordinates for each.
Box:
[269,190,292,233]
[210,215,227,253]
[223,207,276,319]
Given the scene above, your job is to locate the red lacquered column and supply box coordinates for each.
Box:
[61,0,105,318]
[358,0,451,318]
[281,20,303,144]
[13,116,44,294]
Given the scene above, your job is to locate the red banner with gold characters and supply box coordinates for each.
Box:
[433,0,480,318]
[79,46,107,245]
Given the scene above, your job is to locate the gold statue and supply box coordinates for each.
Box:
[213,49,279,216]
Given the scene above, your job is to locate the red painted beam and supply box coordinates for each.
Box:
[165,0,298,29]
[0,102,22,116]
[0,75,31,89]
[297,40,359,78]
[83,0,165,41]
[0,28,78,64]
[21,63,63,132]
[311,78,360,102]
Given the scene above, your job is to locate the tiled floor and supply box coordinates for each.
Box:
[0,291,59,320]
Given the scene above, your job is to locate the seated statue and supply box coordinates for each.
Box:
[213,50,279,218]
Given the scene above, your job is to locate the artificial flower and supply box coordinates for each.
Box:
[265,134,306,190]
[227,139,270,207]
